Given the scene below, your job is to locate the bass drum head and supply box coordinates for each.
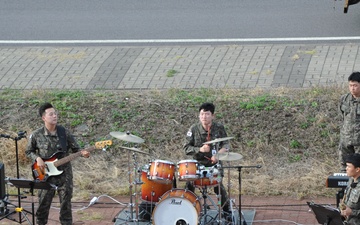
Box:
[152,189,200,225]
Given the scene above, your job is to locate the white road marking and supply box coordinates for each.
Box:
[1,37,360,44]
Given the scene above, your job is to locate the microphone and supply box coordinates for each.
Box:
[18,131,26,137]
[16,131,27,140]
[18,131,26,136]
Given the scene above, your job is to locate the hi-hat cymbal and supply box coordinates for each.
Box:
[203,137,234,145]
[216,152,243,161]
[110,131,144,143]
[120,146,150,155]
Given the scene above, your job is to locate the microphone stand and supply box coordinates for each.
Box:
[222,165,261,225]
[0,131,29,224]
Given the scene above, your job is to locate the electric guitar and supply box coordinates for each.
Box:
[32,140,112,181]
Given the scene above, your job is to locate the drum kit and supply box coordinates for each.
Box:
[110,131,249,225]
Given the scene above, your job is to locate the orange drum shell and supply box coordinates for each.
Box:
[193,177,219,188]
[148,160,175,184]
[141,170,172,202]
[157,188,201,215]
[177,160,199,181]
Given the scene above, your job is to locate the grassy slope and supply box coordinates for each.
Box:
[0,87,345,200]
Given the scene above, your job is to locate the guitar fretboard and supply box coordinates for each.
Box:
[53,146,95,167]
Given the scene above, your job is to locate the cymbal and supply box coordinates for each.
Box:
[203,137,234,145]
[120,146,150,155]
[110,131,144,143]
[216,152,243,161]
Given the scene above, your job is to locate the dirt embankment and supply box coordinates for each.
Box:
[0,87,344,199]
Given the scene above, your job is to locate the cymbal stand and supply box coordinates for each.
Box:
[0,131,29,224]
[225,161,235,223]
[212,143,224,224]
[125,145,134,222]
[223,165,261,225]
[131,152,142,225]
[216,177,223,224]
[124,145,142,225]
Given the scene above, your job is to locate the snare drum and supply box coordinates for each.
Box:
[148,159,175,184]
[141,169,173,202]
[177,159,200,181]
[193,165,221,188]
[152,189,201,225]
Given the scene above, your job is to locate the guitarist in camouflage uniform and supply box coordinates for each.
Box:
[25,102,90,225]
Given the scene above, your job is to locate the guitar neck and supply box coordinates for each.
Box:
[53,146,95,168]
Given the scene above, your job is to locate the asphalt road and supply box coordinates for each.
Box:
[1,1,360,90]
[0,0,359,41]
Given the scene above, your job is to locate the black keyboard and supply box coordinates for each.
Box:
[326,173,349,188]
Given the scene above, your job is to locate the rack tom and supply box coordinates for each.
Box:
[177,159,200,181]
[148,159,175,184]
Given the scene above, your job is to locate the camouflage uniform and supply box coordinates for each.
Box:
[183,121,230,212]
[339,93,360,169]
[343,178,360,225]
[25,125,80,225]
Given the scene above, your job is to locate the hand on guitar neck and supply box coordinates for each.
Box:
[32,140,112,181]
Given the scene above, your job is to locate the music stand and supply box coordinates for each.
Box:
[5,179,55,225]
[307,202,344,225]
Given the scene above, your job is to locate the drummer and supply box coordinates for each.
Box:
[183,102,231,215]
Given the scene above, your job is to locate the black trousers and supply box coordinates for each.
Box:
[185,180,229,212]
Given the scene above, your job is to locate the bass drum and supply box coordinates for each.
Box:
[152,189,201,225]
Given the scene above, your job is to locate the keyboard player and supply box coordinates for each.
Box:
[339,153,360,225]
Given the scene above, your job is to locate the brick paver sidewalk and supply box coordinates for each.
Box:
[0,194,335,225]
[1,44,360,90]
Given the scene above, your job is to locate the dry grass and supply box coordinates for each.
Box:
[0,87,345,200]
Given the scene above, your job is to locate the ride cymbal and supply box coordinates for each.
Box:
[216,152,243,161]
[110,131,145,143]
[120,146,150,155]
[203,137,234,145]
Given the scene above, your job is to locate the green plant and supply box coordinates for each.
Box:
[320,130,329,138]
[300,122,309,129]
[311,101,318,107]
[290,140,301,148]
[166,69,177,77]
[289,154,302,162]
[239,94,277,111]
[246,140,255,147]
[70,119,82,127]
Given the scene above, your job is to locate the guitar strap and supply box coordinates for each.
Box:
[57,125,67,153]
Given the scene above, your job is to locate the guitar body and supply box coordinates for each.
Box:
[32,152,63,181]
[31,140,112,181]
